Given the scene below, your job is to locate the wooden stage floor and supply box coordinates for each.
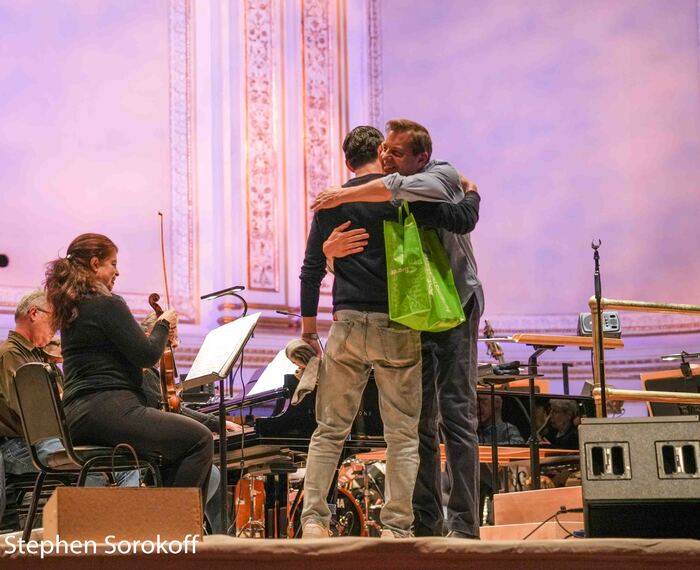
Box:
[2,533,700,569]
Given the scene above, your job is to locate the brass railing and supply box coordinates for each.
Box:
[589,297,700,417]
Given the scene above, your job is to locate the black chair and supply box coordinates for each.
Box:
[1,470,75,533]
[12,362,162,541]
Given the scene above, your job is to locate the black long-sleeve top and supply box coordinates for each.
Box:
[299,174,481,316]
[61,294,169,406]
[412,191,480,234]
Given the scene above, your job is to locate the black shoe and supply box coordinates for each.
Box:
[445,530,479,539]
[414,526,440,537]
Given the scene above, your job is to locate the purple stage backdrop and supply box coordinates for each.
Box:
[1,0,699,403]
[380,0,700,315]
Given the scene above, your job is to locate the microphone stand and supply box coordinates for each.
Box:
[202,288,248,536]
[592,240,608,418]
[222,292,248,535]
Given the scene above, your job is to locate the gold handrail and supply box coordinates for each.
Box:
[593,387,700,405]
[589,297,700,417]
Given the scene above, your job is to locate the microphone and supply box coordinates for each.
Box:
[0,254,8,268]
[200,285,245,301]
[490,361,521,375]
[276,310,301,318]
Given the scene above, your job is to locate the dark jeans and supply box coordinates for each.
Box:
[64,390,213,493]
[413,296,480,537]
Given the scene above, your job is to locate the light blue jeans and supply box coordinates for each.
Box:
[301,311,422,535]
[0,437,139,484]
[0,436,139,525]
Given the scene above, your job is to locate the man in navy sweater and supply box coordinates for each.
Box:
[300,125,480,538]
[299,126,422,539]
[313,119,483,539]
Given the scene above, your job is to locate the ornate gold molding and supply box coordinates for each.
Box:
[168,0,198,322]
[302,0,333,218]
[301,0,349,295]
[0,0,198,322]
[367,0,383,127]
[244,0,281,292]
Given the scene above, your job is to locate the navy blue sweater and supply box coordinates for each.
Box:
[299,173,480,316]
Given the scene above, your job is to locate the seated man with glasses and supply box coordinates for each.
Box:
[0,291,136,526]
[1,290,62,477]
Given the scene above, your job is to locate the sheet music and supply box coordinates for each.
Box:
[185,312,261,386]
[248,349,297,396]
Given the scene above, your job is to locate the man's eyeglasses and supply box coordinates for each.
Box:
[34,307,52,315]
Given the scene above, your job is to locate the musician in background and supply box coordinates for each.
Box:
[45,233,212,495]
[0,291,72,513]
[0,291,136,525]
[1,291,57,465]
[476,394,524,445]
[540,399,579,450]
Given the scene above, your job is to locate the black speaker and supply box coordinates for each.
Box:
[579,416,700,538]
[585,499,700,538]
[643,375,700,417]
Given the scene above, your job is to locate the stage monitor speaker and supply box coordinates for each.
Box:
[579,416,700,538]
[577,311,621,338]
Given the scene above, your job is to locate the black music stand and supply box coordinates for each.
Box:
[478,373,542,495]
[524,345,556,490]
[181,310,260,535]
[480,345,560,490]
[479,333,623,491]
[520,336,621,488]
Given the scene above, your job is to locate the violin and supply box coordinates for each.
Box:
[149,293,181,413]
[149,211,181,413]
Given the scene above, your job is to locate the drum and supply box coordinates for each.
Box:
[365,460,386,501]
[337,459,364,486]
[348,460,385,537]
[234,476,266,537]
[342,460,385,503]
[288,487,365,538]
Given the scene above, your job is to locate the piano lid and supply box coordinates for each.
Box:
[248,349,298,396]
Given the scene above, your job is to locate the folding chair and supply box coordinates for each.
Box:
[1,469,75,533]
[13,362,162,541]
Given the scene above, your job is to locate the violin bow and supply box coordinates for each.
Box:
[158,211,172,309]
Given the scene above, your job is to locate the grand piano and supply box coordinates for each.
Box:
[201,372,594,537]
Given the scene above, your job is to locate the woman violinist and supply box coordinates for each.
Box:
[44,233,212,493]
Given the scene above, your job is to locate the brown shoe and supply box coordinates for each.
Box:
[302,522,330,539]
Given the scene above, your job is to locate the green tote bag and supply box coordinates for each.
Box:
[383,202,465,332]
